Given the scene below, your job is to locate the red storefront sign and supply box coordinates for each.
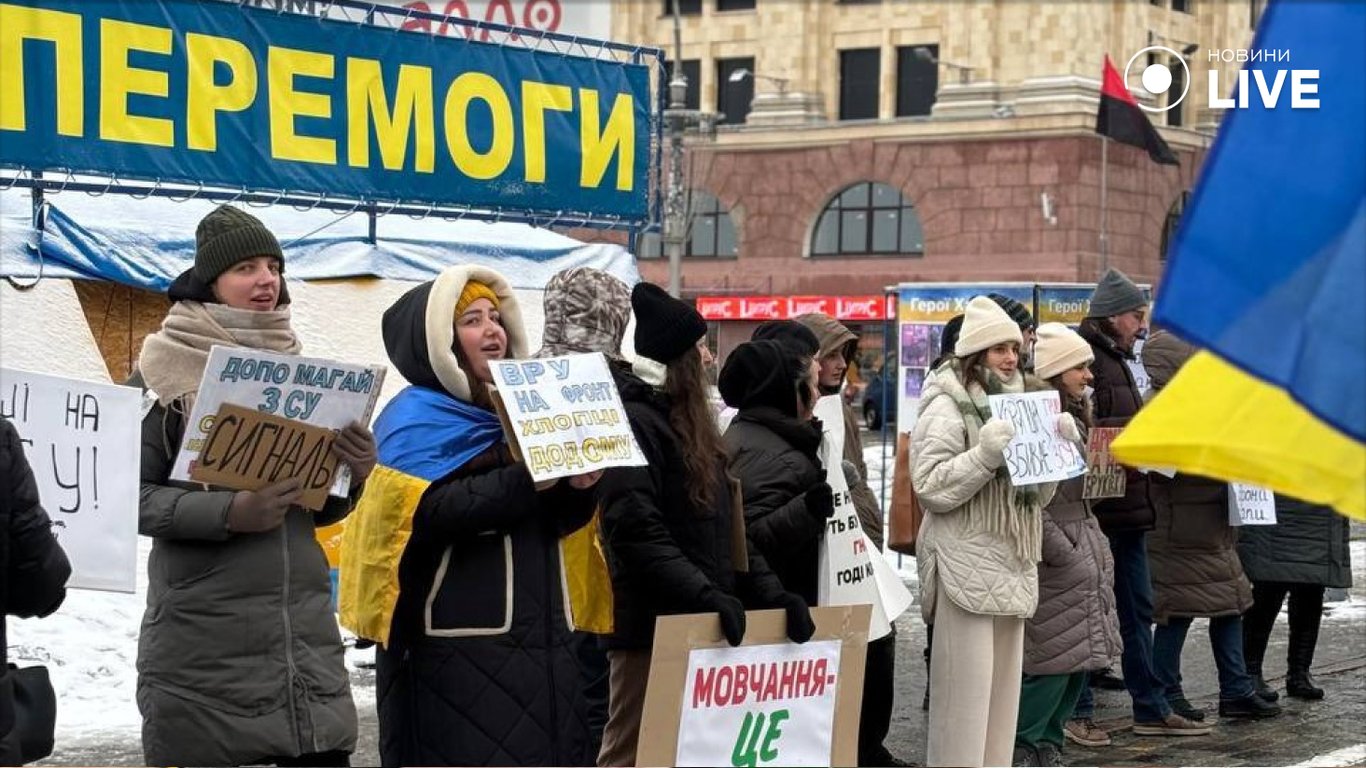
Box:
[695,295,891,321]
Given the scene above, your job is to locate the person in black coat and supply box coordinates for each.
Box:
[719,340,831,605]
[1,417,72,765]
[596,284,814,768]
[1239,496,1353,701]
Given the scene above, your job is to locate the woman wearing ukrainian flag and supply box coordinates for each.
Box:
[339,266,602,767]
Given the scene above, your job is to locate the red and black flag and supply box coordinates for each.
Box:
[1096,55,1179,166]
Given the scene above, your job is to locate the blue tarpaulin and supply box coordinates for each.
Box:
[0,189,640,291]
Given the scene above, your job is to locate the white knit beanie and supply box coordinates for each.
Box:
[955,296,1023,357]
[1034,322,1095,380]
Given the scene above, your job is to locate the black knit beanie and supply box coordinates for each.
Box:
[631,282,708,365]
[752,320,820,358]
[988,292,1036,331]
[193,205,285,283]
[718,340,803,416]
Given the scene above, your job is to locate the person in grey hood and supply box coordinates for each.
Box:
[795,312,908,767]
[536,266,633,765]
[132,205,375,766]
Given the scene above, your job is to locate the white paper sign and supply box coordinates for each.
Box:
[170,346,386,496]
[987,391,1087,486]
[676,640,842,768]
[813,396,912,641]
[1,368,141,593]
[490,353,645,482]
[1229,483,1277,526]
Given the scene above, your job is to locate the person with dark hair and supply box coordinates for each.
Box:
[719,340,828,605]
[1075,268,1209,739]
[1014,324,1120,767]
[796,312,907,767]
[1,418,71,766]
[596,284,812,768]
[912,296,1064,767]
[133,205,375,767]
[350,266,604,768]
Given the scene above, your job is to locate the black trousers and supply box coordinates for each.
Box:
[1242,581,1325,673]
[254,750,352,767]
[859,628,898,765]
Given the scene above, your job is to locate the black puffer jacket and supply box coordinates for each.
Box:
[374,267,598,767]
[724,410,826,605]
[598,368,789,651]
[1080,322,1155,533]
[1238,496,1353,588]
[0,418,71,766]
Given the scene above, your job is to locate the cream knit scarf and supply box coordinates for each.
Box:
[138,301,302,409]
[932,358,1048,564]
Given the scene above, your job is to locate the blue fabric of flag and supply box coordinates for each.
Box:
[372,385,505,483]
[1156,0,1366,441]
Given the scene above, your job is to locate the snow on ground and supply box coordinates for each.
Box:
[863,441,919,585]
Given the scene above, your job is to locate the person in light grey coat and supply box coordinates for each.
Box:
[133,206,375,766]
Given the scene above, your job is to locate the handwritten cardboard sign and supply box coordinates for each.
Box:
[813,397,913,642]
[1229,483,1277,526]
[1082,427,1127,500]
[1,368,141,593]
[638,605,871,768]
[489,353,645,482]
[987,391,1087,486]
[190,404,341,511]
[171,346,385,496]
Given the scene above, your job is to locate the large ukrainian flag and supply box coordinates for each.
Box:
[1112,0,1366,520]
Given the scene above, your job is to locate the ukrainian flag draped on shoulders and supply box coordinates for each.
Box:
[338,385,504,646]
[1112,0,1366,519]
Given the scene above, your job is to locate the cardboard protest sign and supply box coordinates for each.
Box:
[1082,427,1127,499]
[987,391,1086,486]
[813,397,913,642]
[638,605,871,768]
[190,404,341,511]
[1,368,141,592]
[489,353,645,482]
[1229,483,1278,526]
[171,346,385,496]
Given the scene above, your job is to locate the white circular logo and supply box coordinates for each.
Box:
[1125,46,1191,113]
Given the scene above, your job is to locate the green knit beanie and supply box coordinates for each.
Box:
[194,205,285,283]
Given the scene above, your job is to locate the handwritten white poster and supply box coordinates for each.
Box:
[170,346,386,496]
[490,353,644,482]
[1,368,141,593]
[813,396,912,641]
[987,391,1087,486]
[676,640,842,768]
[1229,483,1278,526]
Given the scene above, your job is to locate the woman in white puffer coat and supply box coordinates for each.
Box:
[913,297,1076,767]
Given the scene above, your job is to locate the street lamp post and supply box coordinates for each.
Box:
[663,1,714,298]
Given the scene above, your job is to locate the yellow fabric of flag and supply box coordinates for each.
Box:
[1112,351,1366,521]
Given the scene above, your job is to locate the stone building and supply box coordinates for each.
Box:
[578,0,1262,357]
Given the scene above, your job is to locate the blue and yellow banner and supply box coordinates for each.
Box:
[0,0,651,222]
[896,284,1032,324]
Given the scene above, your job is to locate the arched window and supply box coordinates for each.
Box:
[810,182,924,256]
[638,191,739,259]
[1160,190,1190,263]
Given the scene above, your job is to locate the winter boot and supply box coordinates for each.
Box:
[1286,586,1326,700]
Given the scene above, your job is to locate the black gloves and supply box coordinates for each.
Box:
[804,482,836,521]
[701,588,747,647]
[776,592,816,644]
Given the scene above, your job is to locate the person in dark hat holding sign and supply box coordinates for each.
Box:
[595,284,813,767]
